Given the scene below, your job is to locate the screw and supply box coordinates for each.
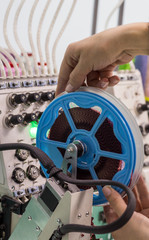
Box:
[68,147,74,153]
[36,226,40,231]
[85,212,89,217]
[57,218,61,224]
[56,180,60,185]
[28,216,32,221]
[11,186,15,191]
[78,213,82,219]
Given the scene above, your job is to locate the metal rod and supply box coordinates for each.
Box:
[118,1,125,26]
[91,0,100,35]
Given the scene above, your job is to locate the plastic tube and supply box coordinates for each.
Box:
[0,47,21,78]
[28,0,40,76]
[105,0,125,30]
[52,0,77,75]
[14,0,33,77]
[45,0,64,75]
[37,0,52,76]
[0,53,13,78]
[0,56,6,79]
[3,0,26,77]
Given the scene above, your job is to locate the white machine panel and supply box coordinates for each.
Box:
[0,77,57,200]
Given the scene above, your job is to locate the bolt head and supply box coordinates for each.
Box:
[85,212,89,217]
[68,147,74,152]
[36,226,40,231]
[78,213,82,219]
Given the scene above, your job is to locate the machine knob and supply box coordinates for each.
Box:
[15,149,29,161]
[144,144,149,156]
[5,114,23,127]
[139,125,143,135]
[139,124,149,136]
[26,165,40,180]
[145,124,149,134]
[12,168,26,183]
[137,103,149,114]
[40,91,55,102]
[35,111,43,119]
[22,113,37,124]
[25,93,41,104]
[9,94,27,107]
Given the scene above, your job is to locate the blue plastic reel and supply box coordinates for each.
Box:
[36,87,143,205]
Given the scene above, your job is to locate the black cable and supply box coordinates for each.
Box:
[0,143,55,171]
[55,171,136,235]
[0,143,136,237]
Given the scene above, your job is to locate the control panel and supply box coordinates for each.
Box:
[0,76,57,202]
[107,70,149,188]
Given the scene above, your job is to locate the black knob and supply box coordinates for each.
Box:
[40,91,55,102]
[144,144,149,156]
[12,168,26,183]
[139,125,143,134]
[9,94,27,107]
[5,114,23,127]
[145,124,149,134]
[15,149,29,161]
[35,111,43,119]
[22,113,37,124]
[26,93,41,104]
[26,165,40,181]
[137,103,149,114]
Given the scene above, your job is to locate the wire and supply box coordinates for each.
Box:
[0,47,20,78]
[54,173,136,236]
[3,0,26,78]
[45,0,65,76]
[104,0,125,30]
[37,0,52,76]
[0,54,7,79]
[28,0,40,76]
[0,53,13,78]
[0,143,55,173]
[13,0,33,77]
[0,142,136,236]
[52,0,77,75]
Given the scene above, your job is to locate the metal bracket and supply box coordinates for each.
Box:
[61,143,78,179]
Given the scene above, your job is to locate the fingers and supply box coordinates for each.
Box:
[102,186,127,217]
[104,205,118,223]
[137,176,149,209]
[56,58,74,96]
[108,75,120,86]
[86,71,120,89]
[65,60,90,92]
[132,187,142,212]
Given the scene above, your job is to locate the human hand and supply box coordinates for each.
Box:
[131,176,149,218]
[56,23,149,96]
[102,181,149,240]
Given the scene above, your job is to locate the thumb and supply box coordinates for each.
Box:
[102,186,127,217]
[65,60,90,92]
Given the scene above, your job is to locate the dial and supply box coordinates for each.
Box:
[12,168,26,183]
[26,165,40,181]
